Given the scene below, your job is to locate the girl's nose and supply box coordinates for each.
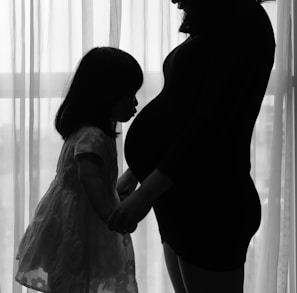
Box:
[133,97,138,107]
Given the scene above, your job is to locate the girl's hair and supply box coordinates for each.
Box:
[55,47,143,140]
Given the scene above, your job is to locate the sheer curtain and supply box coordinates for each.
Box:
[0,1,295,293]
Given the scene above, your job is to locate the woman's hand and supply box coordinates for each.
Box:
[117,168,139,201]
[108,189,152,233]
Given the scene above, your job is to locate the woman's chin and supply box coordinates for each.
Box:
[118,115,135,123]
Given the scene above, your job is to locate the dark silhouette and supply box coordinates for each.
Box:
[15,47,143,293]
[109,0,275,292]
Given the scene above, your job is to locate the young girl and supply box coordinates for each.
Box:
[15,47,143,293]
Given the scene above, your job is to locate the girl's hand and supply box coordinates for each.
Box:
[108,190,152,233]
[117,168,138,201]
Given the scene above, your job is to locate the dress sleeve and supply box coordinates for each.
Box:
[74,127,107,163]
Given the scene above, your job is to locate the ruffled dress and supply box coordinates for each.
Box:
[15,126,138,293]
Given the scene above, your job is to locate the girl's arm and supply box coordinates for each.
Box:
[77,154,118,223]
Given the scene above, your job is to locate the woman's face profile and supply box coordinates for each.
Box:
[171,0,190,11]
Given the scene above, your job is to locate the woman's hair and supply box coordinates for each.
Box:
[55,47,143,140]
[179,0,275,35]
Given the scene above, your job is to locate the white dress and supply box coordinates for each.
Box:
[15,126,138,293]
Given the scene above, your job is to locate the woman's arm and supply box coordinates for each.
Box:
[135,169,173,204]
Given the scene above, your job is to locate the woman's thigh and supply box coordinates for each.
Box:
[163,242,187,293]
[178,258,244,293]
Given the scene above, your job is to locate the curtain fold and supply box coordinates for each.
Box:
[82,0,93,54]
[0,1,294,293]
[12,1,26,293]
[109,0,121,48]
[251,0,294,292]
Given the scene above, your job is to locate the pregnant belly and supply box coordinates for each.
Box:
[124,98,169,182]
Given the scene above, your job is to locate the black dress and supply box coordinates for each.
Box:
[125,2,275,271]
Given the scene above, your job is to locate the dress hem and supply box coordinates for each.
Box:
[15,277,50,293]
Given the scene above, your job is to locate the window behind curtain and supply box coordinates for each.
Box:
[0,1,294,293]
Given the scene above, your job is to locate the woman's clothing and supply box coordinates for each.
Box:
[125,2,275,271]
[15,126,138,293]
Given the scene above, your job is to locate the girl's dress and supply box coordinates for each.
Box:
[15,126,138,293]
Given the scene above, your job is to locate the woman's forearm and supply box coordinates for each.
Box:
[136,169,173,205]
[123,168,138,185]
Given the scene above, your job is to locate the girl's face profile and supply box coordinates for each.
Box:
[110,94,138,123]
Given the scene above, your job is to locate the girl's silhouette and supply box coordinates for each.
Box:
[15,47,143,293]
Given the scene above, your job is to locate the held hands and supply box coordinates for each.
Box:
[108,189,153,234]
[110,169,173,234]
